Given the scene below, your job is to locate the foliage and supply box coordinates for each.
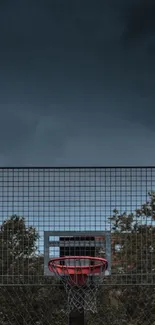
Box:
[0,214,39,284]
[0,191,155,324]
[0,215,66,324]
[110,191,155,278]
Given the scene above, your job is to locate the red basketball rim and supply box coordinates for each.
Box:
[48,256,108,275]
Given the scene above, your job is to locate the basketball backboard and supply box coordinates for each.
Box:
[44,231,111,276]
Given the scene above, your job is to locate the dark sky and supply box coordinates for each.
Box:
[0,0,155,166]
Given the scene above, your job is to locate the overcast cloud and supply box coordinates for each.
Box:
[0,0,154,166]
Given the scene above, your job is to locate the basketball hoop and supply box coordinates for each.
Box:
[48,256,108,314]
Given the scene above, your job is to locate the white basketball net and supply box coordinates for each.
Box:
[49,257,108,314]
[64,281,99,314]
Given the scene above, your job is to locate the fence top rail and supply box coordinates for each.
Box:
[0,166,155,169]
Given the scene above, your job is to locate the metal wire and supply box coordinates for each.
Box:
[0,167,155,285]
[0,167,155,324]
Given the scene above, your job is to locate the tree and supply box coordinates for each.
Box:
[104,191,155,325]
[110,191,155,278]
[0,215,66,325]
[87,192,155,325]
[1,189,155,325]
[0,214,39,284]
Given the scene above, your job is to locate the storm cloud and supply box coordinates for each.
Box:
[0,0,154,166]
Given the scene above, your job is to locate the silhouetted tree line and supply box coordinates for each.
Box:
[0,192,155,324]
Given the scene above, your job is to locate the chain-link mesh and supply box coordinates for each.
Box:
[0,286,155,325]
[0,167,155,324]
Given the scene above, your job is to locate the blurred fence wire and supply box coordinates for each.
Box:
[0,167,155,324]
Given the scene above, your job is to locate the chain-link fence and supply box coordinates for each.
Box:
[0,286,155,324]
[0,167,155,324]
